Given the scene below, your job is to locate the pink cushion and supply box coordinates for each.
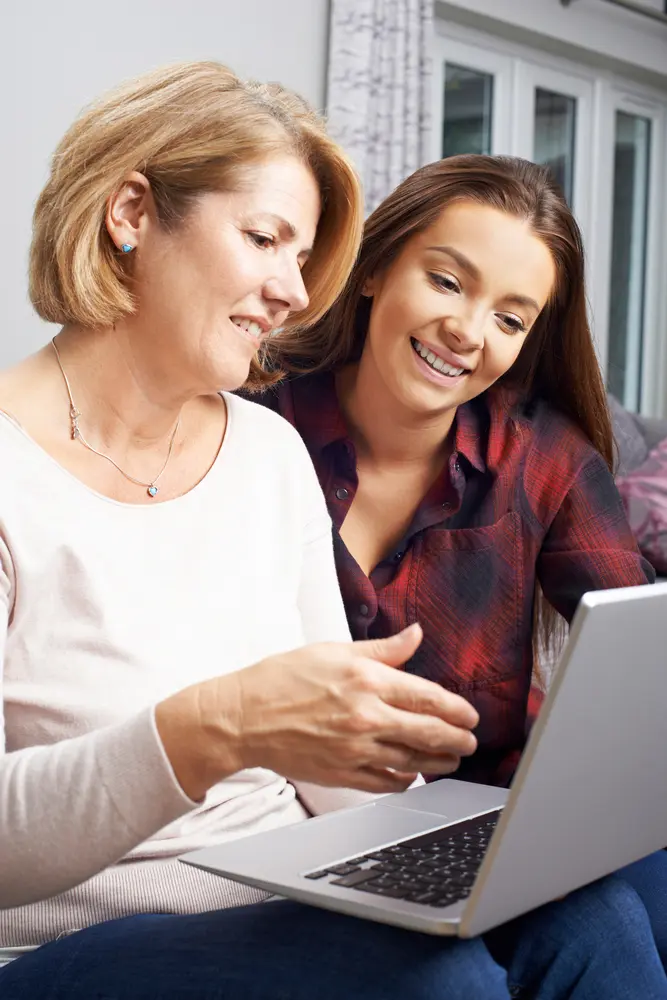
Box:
[617,437,667,574]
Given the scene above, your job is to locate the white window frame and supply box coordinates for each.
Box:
[592,85,667,413]
[431,38,513,156]
[431,19,667,416]
[512,62,594,245]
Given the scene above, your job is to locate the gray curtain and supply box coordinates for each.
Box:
[326,0,433,214]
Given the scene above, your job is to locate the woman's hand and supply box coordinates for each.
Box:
[156,624,479,801]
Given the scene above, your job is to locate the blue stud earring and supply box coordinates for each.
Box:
[120,243,134,253]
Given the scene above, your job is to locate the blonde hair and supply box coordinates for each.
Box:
[29,61,363,388]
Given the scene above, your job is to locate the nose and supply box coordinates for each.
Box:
[446,304,485,352]
[265,257,310,317]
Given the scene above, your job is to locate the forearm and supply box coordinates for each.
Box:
[154,676,243,802]
[0,708,195,908]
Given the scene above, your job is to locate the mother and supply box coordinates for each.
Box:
[0,63,664,1000]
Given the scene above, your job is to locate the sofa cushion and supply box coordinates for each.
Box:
[608,394,650,476]
[634,414,667,454]
[617,437,667,575]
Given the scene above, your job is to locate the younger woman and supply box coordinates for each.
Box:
[256,154,667,964]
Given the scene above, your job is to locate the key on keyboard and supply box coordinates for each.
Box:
[303,810,502,908]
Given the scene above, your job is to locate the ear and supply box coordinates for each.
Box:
[105,171,154,252]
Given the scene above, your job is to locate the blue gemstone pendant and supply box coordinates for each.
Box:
[147,485,158,497]
[121,243,134,253]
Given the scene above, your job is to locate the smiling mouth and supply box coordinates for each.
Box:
[410,338,469,377]
[231,317,266,341]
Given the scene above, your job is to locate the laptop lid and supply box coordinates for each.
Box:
[460,582,667,938]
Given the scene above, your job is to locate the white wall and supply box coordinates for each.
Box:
[2,0,330,368]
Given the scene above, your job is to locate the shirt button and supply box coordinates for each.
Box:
[442,501,452,510]
[359,604,370,617]
[335,487,349,500]
[394,551,404,562]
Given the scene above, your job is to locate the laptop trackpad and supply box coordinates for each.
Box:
[382,777,509,818]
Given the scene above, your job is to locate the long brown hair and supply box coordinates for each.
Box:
[265,155,615,668]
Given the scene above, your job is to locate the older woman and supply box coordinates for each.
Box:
[0,63,664,1000]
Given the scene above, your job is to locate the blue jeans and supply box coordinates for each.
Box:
[0,872,665,1000]
[616,850,667,969]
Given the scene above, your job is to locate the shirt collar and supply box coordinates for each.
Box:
[288,370,514,477]
[453,398,487,473]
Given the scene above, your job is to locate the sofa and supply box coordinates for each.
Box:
[609,394,667,582]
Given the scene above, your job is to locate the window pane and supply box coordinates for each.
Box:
[607,112,652,412]
[442,64,493,158]
[533,88,577,204]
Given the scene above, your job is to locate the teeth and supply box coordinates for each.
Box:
[232,318,264,338]
[412,339,465,377]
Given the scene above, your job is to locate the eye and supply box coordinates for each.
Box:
[429,272,460,294]
[247,232,276,250]
[497,313,526,335]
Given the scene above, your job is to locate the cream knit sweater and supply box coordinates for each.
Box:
[0,393,377,954]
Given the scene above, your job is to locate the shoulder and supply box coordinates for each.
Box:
[0,349,54,417]
[224,391,330,527]
[0,349,67,465]
[225,390,318,474]
[0,413,33,504]
[0,357,51,474]
[487,392,614,524]
[510,395,608,476]
[522,401,618,531]
[227,389,298,442]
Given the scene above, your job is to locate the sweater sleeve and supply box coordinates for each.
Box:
[0,540,197,909]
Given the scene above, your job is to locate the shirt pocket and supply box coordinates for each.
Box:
[408,511,524,694]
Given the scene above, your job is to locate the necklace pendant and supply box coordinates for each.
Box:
[51,340,178,501]
[70,407,81,439]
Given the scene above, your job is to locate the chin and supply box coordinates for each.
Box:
[400,376,460,415]
[202,350,253,394]
[216,367,252,393]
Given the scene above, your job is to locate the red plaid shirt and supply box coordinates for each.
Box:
[254,372,653,787]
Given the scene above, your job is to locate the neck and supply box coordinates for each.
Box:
[336,351,457,470]
[52,323,194,451]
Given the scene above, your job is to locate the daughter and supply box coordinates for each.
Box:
[257,153,667,964]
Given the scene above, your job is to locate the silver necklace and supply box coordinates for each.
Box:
[51,338,180,498]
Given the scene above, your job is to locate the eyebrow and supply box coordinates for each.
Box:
[425,244,541,315]
[261,213,313,259]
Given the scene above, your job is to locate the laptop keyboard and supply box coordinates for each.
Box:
[303,809,502,908]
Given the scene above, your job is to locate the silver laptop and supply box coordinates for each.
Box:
[181,582,667,937]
